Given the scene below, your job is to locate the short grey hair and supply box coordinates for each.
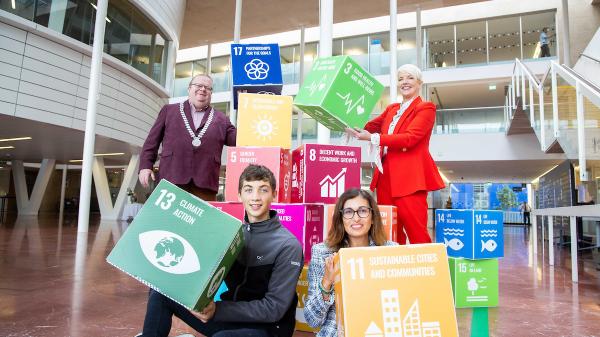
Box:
[189,74,213,86]
[397,64,423,83]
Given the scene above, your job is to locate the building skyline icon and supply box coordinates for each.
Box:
[364,290,442,337]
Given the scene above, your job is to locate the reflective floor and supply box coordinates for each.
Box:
[1,214,599,337]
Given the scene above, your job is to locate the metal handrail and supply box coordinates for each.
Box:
[580,53,600,64]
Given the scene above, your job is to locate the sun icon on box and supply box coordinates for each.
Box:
[252,114,278,141]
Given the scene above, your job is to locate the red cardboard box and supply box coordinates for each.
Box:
[291,144,361,204]
[209,202,245,221]
[225,147,291,203]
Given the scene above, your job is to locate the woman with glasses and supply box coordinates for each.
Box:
[303,188,396,337]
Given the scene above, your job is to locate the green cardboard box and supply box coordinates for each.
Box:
[293,56,384,131]
[107,180,244,311]
[448,257,498,308]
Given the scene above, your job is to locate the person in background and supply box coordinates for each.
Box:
[539,27,553,58]
[520,201,532,226]
[304,188,397,337]
[139,74,236,201]
[346,64,445,244]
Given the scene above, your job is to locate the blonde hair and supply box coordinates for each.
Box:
[397,64,423,83]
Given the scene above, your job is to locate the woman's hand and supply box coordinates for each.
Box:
[322,253,337,290]
[345,127,372,141]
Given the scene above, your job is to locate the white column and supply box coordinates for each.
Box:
[48,0,68,33]
[539,86,546,150]
[297,26,306,145]
[92,155,140,220]
[548,216,554,266]
[415,5,422,69]
[569,215,578,283]
[551,64,559,138]
[230,0,243,125]
[389,0,398,103]
[532,213,537,256]
[560,0,571,67]
[165,40,178,95]
[59,165,67,222]
[317,0,333,144]
[206,43,212,74]
[77,0,109,233]
[576,83,588,181]
[12,159,56,215]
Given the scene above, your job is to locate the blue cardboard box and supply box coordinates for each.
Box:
[231,43,283,109]
[435,209,504,259]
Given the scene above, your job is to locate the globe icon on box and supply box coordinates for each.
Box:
[154,237,185,267]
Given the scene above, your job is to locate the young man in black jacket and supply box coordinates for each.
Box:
[139,165,304,337]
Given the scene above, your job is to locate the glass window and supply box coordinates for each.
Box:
[62,0,95,45]
[0,0,35,21]
[521,12,556,59]
[343,35,368,70]
[333,39,343,56]
[175,62,193,79]
[488,16,521,63]
[210,55,231,92]
[192,59,207,76]
[397,29,417,67]
[456,21,486,66]
[426,25,455,68]
[104,0,133,64]
[303,42,318,76]
[280,45,297,84]
[369,32,389,75]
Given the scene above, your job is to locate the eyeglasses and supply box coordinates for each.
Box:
[190,83,213,91]
[340,206,372,219]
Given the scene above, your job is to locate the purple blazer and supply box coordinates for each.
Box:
[140,100,236,193]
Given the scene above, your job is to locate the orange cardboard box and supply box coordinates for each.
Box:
[295,266,320,333]
[323,204,398,242]
[333,244,458,337]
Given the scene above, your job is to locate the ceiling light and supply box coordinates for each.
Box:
[531,165,559,184]
[69,152,126,162]
[0,146,15,150]
[11,0,15,9]
[438,169,450,183]
[0,137,31,142]
[489,84,497,91]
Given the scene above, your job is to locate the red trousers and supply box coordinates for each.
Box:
[375,161,432,245]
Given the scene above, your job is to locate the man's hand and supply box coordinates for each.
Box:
[138,169,155,188]
[193,301,216,323]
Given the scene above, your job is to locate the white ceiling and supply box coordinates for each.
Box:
[0,115,139,166]
[437,159,565,182]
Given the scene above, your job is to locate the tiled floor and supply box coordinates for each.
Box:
[0,214,599,337]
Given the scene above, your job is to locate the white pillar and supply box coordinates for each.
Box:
[576,83,588,181]
[77,0,108,233]
[548,216,554,266]
[230,0,243,125]
[389,0,398,103]
[415,5,422,69]
[569,216,578,283]
[551,63,559,138]
[59,165,67,221]
[297,26,306,145]
[539,86,545,150]
[560,0,571,67]
[92,155,140,220]
[206,43,212,74]
[317,0,333,144]
[48,0,68,33]
[12,159,56,215]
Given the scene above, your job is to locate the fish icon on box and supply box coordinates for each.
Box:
[444,238,465,251]
[481,239,497,252]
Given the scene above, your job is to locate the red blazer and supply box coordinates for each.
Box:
[364,96,444,197]
[140,101,236,192]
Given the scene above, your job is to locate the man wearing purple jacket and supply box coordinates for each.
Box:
[139,74,236,201]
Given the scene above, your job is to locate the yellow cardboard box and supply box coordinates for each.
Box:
[295,265,320,333]
[236,93,293,148]
[333,244,458,337]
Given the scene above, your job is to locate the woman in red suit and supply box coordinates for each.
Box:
[347,64,444,244]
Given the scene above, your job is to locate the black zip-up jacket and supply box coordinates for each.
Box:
[214,210,304,337]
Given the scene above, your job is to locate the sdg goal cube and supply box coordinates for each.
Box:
[224,147,291,203]
[291,144,361,204]
[435,209,504,259]
[294,55,384,131]
[271,203,324,262]
[231,43,283,109]
[236,93,293,149]
[333,244,458,337]
[448,257,499,308]
[107,180,244,311]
